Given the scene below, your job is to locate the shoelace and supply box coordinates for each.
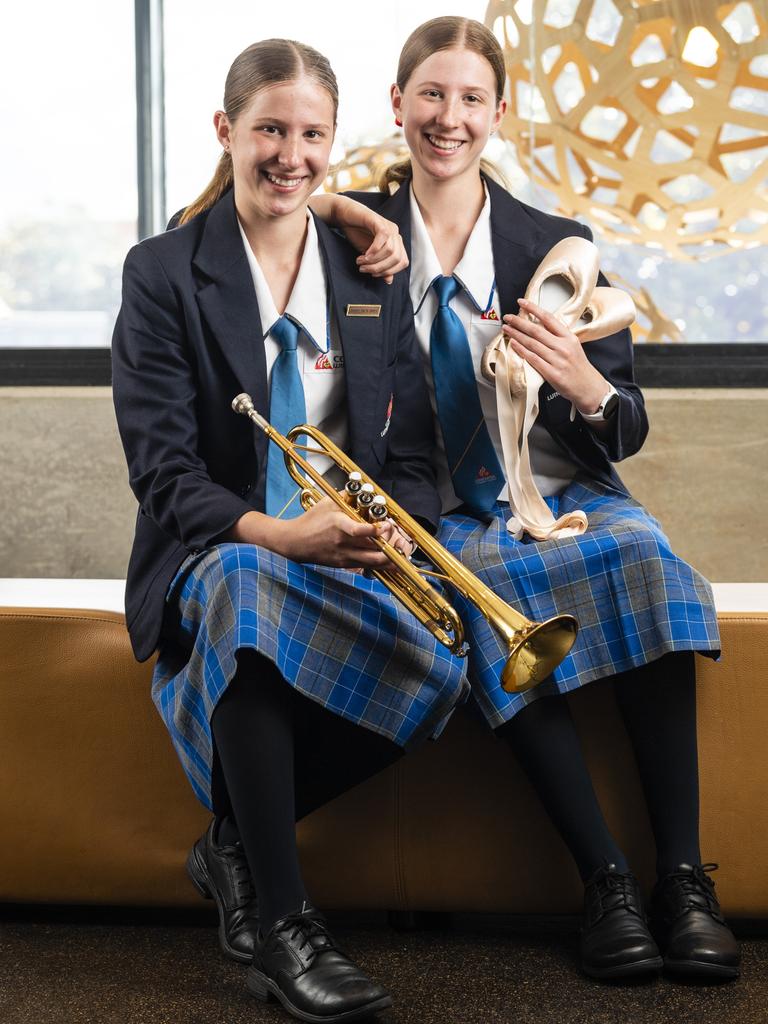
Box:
[277,910,337,962]
[666,863,722,918]
[222,842,259,927]
[590,867,641,918]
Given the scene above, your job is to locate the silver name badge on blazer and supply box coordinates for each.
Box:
[346,304,381,317]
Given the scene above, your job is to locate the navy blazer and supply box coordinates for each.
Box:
[112,191,440,662]
[346,175,649,492]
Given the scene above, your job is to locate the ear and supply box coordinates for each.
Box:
[390,83,404,120]
[214,110,231,150]
[491,98,507,134]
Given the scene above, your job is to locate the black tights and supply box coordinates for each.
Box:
[497,652,701,882]
[210,651,403,931]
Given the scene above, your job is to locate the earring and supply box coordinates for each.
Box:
[395,117,402,127]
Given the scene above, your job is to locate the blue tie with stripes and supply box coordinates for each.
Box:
[266,316,306,519]
[430,276,504,511]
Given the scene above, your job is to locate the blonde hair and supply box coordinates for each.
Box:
[379,17,511,193]
[180,39,339,225]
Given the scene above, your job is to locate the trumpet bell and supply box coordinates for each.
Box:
[502,614,579,693]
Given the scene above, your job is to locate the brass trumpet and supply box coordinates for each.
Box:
[232,393,578,692]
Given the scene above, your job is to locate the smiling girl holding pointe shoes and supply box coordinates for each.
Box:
[313,16,741,982]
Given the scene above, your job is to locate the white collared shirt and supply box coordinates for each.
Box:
[408,184,579,513]
[238,214,347,481]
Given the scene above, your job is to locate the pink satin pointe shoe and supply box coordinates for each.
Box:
[481,235,602,388]
[574,286,636,343]
[524,236,601,329]
[481,238,636,379]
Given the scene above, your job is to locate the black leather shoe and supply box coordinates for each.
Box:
[247,903,392,1022]
[651,863,740,979]
[581,864,663,979]
[185,818,259,963]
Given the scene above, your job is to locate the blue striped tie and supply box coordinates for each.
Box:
[266,316,306,519]
[430,276,504,511]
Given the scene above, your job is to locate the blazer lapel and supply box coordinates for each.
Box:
[486,178,564,406]
[315,216,388,451]
[193,192,270,465]
[487,177,548,319]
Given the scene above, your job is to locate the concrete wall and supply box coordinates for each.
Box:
[0,387,766,582]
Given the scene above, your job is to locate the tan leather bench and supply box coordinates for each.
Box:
[1,580,766,915]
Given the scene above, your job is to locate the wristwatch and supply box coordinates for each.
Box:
[581,385,619,422]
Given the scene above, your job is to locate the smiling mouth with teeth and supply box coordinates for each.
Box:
[264,171,305,187]
[426,134,465,152]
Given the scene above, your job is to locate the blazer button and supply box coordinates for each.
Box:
[239,482,253,497]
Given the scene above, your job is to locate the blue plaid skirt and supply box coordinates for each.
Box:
[151,543,469,808]
[437,478,720,729]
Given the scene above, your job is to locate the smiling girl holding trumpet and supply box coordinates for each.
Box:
[111,37,484,1022]
[314,15,739,982]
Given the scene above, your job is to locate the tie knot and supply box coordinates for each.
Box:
[433,275,460,307]
[271,315,300,352]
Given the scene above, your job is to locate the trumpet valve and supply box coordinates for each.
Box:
[357,482,375,511]
[369,495,388,522]
[345,472,363,498]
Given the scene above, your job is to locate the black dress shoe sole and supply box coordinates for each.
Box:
[664,957,740,980]
[582,955,663,980]
[185,845,253,965]
[246,967,393,1022]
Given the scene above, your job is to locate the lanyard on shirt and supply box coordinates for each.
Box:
[484,278,497,317]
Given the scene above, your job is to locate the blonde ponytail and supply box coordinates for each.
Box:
[479,158,514,194]
[179,152,235,226]
[377,157,412,194]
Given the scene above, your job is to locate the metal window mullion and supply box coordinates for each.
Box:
[135,0,166,239]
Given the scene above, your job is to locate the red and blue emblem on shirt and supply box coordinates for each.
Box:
[475,465,498,484]
[313,351,344,370]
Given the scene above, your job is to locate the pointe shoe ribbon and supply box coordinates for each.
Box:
[493,341,589,541]
[574,286,636,343]
[481,237,635,541]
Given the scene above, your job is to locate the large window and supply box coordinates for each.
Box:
[0,1,137,353]
[2,0,767,386]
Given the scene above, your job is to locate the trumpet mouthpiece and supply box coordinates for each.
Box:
[232,393,254,416]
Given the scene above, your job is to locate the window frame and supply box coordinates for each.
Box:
[3,0,767,389]
[3,343,766,388]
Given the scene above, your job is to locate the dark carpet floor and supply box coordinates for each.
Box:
[1,908,766,1024]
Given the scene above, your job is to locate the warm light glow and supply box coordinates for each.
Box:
[682,26,720,67]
